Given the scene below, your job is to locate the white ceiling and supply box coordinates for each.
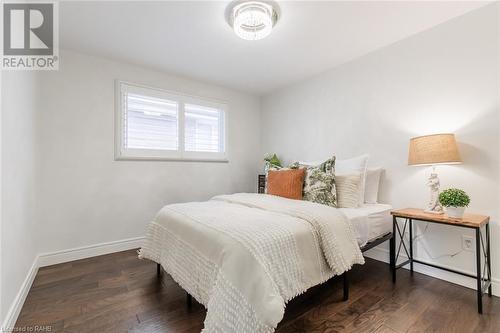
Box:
[60,1,489,95]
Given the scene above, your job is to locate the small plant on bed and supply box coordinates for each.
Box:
[439,188,470,218]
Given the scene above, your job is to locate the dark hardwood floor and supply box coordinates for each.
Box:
[15,249,499,332]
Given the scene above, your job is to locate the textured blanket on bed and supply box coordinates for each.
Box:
[139,193,364,333]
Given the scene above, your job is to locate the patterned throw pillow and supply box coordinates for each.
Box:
[291,157,337,207]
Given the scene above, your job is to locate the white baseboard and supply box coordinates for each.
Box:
[1,258,39,331]
[364,246,500,297]
[1,236,145,330]
[37,236,145,267]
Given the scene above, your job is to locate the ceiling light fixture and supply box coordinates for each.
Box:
[227,1,280,41]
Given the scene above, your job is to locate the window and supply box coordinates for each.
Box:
[115,81,227,161]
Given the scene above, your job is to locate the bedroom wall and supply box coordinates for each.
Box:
[1,71,41,325]
[33,49,261,255]
[261,4,500,292]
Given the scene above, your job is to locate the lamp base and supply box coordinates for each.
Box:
[426,167,443,214]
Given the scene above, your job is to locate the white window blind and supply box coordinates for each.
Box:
[185,104,224,153]
[125,93,178,151]
[116,81,227,161]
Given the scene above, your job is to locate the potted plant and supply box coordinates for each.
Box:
[439,188,470,218]
[264,153,283,171]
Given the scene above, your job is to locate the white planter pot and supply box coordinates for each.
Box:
[446,206,465,218]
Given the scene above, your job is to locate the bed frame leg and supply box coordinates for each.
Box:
[343,272,349,301]
[157,263,161,277]
[187,293,192,308]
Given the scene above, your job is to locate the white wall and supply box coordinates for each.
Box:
[261,5,499,291]
[1,71,41,324]
[34,50,261,255]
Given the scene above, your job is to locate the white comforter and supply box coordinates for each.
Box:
[139,193,364,333]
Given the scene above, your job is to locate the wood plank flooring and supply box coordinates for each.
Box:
[15,249,499,332]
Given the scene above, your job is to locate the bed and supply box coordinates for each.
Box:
[139,193,392,333]
[342,203,393,248]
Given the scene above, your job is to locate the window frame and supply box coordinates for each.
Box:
[115,80,228,162]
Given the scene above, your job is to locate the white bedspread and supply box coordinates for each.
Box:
[139,193,364,333]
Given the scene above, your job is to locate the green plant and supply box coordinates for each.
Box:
[264,153,282,168]
[439,188,470,207]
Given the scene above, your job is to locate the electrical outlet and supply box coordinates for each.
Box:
[462,235,474,252]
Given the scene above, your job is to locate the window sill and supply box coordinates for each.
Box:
[114,155,229,163]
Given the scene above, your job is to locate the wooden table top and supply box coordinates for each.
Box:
[391,208,490,228]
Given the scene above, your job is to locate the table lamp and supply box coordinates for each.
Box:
[408,133,462,214]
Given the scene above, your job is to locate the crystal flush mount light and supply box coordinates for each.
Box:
[226,1,280,41]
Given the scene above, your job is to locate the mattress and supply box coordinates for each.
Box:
[340,204,393,247]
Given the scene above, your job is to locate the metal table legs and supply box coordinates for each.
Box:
[391,217,492,314]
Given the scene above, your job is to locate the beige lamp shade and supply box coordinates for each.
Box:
[408,133,462,166]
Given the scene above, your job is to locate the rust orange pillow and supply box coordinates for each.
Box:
[267,169,306,200]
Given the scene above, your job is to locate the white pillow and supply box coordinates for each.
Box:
[336,173,362,208]
[336,154,369,206]
[364,168,383,204]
